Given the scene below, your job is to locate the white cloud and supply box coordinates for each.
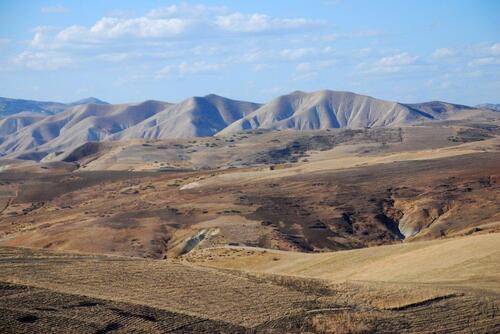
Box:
[468,57,500,66]
[474,42,500,56]
[489,43,500,56]
[378,52,418,67]
[239,49,266,63]
[253,63,269,72]
[55,16,191,44]
[280,47,334,61]
[30,4,323,49]
[30,26,53,48]
[96,52,142,62]
[432,48,455,59]
[215,13,322,33]
[17,4,337,76]
[41,5,68,14]
[355,52,419,75]
[191,45,220,56]
[353,47,372,58]
[13,51,73,70]
[296,60,335,72]
[375,52,418,72]
[157,61,225,79]
[317,59,336,68]
[231,46,335,66]
[322,46,335,54]
[280,48,316,60]
[296,62,312,72]
[178,61,224,75]
[93,17,190,38]
[147,4,228,18]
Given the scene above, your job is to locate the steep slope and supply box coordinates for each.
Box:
[218,90,429,135]
[0,101,170,157]
[0,112,46,138]
[116,94,261,139]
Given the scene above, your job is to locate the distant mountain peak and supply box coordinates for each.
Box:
[204,93,224,99]
[69,97,109,106]
[289,90,307,95]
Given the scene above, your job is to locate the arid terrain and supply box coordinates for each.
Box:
[1,117,499,332]
[1,0,499,331]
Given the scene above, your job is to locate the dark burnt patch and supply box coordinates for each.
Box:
[448,124,499,143]
[17,315,38,323]
[247,128,402,165]
[100,207,198,230]
[95,322,122,334]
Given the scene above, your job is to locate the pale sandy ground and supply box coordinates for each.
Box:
[186,232,500,292]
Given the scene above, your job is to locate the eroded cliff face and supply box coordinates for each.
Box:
[384,174,499,240]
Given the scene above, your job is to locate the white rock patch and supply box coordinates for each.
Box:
[179,182,201,190]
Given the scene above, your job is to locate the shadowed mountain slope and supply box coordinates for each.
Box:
[0,112,47,138]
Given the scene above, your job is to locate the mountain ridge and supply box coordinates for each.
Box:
[68,97,109,106]
[0,90,497,160]
[218,90,477,135]
[0,96,110,118]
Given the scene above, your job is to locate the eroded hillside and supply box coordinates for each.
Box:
[0,124,498,258]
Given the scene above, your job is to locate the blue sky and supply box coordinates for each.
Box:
[0,0,498,105]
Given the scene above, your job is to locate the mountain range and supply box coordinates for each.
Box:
[0,90,497,160]
[475,103,500,111]
[0,96,108,118]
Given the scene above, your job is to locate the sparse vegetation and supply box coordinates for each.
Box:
[310,312,374,334]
